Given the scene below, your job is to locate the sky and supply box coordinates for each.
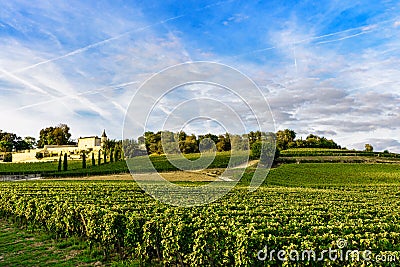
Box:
[0,0,399,152]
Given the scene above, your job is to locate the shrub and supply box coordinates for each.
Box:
[35,152,44,159]
[3,153,12,162]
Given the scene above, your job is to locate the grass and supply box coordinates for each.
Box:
[0,219,103,266]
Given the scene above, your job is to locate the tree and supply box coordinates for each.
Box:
[122,139,142,158]
[144,131,156,154]
[58,155,62,172]
[177,131,187,142]
[365,144,373,152]
[0,140,12,153]
[37,124,72,148]
[179,134,199,154]
[0,130,34,152]
[24,136,37,149]
[142,131,162,154]
[160,131,179,154]
[102,139,116,152]
[198,133,219,152]
[14,138,31,151]
[0,140,13,163]
[63,153,68,171]
[98,150,101,165]
[92,152,95,166]
[104,149,107,164]
[114,148,119,161]
[247,131,264,147]
[229,134,249,151]
[82,152,86,169]
[216,133,231,152]
[251,140,279,165]
[110,148,114,163]
[0,131,17,151]
[198,137,216,152]
[276,129,296,150]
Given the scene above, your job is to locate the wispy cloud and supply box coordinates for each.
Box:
[0,1,399,152]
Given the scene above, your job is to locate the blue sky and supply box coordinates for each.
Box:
[0,0,399,152]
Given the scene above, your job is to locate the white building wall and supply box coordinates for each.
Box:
[78,137,101,150]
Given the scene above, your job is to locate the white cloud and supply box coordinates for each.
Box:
[222,13,249,26]
[222,14,400,152]
[0,1,399,153]
[0,3,193,141]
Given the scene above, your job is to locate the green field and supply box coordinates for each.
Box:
[0,163,399,266]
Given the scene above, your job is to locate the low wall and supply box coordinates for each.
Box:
[0,173,42,182]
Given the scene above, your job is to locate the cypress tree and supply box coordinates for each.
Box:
[58,154,62,172]
[114,149,119,161]
[110,148,114,163]
[104,149,107,164]
[92,152,95,166]
[82,152,86,169]
[98,150,101,165]
[63,153,68,171]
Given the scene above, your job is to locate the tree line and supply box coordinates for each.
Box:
[122,129,341,158]
[0,130,36,153]
[275,129,340,150]
[0,124,73,153]
[0,123,342,160]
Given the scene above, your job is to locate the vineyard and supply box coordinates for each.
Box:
[0,163,399,266]
[280,148,400,158]
[0,160,87,175]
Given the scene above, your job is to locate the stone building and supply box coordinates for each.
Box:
[78,136,101,150]
[77,130,107,151]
